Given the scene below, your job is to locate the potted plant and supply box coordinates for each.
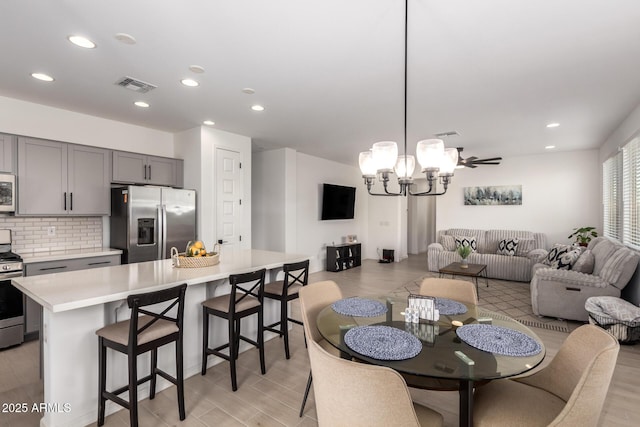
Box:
[457,245,472,268]
[568,226,598,247]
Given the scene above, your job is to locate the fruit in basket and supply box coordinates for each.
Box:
[186,240,207,257]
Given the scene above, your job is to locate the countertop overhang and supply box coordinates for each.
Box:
[18,247,123,263]
[12,249,310,313]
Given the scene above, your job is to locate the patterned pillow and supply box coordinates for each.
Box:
[455,236,477,252]
[497,238,519,256]
[441,235,456,251]
[543,244,581,269]
[515,239,535,256]
[572,249,595,274]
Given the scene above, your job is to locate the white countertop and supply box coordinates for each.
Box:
[12,249,309,313]
[18,247,123,263]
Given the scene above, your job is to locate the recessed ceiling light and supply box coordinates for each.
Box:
[181,78,199,87]
[134,101,149,108]
[203,120,215,126]
[546,123,560,128]
[189,65,205,74]
[68,35,96,49]
[251,105,265,111]
[115,33,137,45]
[242,88,255,95]
[31,73,54,82]
[545,145,556,150]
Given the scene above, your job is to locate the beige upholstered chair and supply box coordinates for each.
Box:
[298,280,344,417]
[307,338,443,427]
[419,277,478,306]
[473,324,619,426]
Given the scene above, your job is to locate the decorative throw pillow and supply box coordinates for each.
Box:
[454,236,477,252]
[572,249,595,274]
[543,244,581,269]
[515,239,535,256]
[441,235,456,251]
[497,238,519,256]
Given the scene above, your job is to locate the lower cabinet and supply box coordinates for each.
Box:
[23,254,121,340]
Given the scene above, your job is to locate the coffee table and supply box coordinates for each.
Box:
[439,262,488,296]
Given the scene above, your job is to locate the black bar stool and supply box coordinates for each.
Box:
[263,260,309,359]
[201,268,266,391]
[96,283,187,427]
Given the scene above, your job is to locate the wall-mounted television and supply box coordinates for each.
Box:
[321,183,356,220]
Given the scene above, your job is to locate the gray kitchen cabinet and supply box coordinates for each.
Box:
[0,133,17,173]
[24,254,121,338]
[112,150,183,187]
[17,137,110,215]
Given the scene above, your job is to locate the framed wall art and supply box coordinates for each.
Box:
[463,185,522,205]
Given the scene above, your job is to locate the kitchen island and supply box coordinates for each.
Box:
[12,249,310,427]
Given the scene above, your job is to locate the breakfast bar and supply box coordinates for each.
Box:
[12,249,310,427]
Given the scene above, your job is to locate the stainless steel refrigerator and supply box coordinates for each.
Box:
[110,186,196,263]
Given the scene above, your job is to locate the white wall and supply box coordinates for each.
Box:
[408,179,436,254]
[252,149,286,251]
[436,150,600,246]
[0,96,174,156]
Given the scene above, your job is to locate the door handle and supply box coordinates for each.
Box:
[148,165,151,180]
[64,192,67,210]
[70,192,73,211]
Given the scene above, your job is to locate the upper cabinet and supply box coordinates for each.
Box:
[17,137,110,215]
[0,133,17,173]
[112,151,183,187]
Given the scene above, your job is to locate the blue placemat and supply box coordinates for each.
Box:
[344,325,422,360]
[435,297,468,316]
[331,297,388,317]
[456,324,542,357]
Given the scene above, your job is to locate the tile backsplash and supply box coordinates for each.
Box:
[0,216,103,253]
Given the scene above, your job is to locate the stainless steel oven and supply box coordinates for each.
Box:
[0,271,24,349]
[0,229,24,349]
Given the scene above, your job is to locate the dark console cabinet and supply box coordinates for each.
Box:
[326,243,361,272]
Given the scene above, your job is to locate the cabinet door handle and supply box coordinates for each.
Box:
[148,165,151,180]
[70,192,73,211]
[87,261,111,266]
[39,266,68,272]
[64,192,67,210]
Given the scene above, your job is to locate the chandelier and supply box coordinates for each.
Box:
[358,0,457,196]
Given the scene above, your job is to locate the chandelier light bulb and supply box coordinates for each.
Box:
[371,141,398,172]
[394,155,416,179]
[359,151,378,177]
[416,139,444,170]
[439,148,459,175]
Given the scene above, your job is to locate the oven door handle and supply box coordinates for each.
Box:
[0,271,24,280]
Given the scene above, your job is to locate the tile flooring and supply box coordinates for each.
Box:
[1,254,639,426]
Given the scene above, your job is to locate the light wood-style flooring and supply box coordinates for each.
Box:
[1,254,639,426]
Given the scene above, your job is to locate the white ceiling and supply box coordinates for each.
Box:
[1,0,639,167]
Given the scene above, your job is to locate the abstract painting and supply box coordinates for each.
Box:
[464,185,522,205]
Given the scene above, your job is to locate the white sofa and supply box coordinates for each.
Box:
[427,228,547,282]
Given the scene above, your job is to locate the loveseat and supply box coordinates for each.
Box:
[530,236,640,322]
[427,228,547,282]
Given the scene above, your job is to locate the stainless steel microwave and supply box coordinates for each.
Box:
[0,174,15,212]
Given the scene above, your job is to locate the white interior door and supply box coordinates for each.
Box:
[216,148,242,250]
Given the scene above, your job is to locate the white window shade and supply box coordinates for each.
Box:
[603,152,622,241]
[622,137,640,249]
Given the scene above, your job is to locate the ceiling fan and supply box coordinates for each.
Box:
[456,147,502,168]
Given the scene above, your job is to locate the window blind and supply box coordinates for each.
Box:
[622,137,640,249]
[603,152,622,241]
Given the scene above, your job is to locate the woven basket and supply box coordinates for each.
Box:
[171,247,220,268]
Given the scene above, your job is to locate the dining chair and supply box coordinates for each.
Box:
[419,277,478,306]
[307,338,444,426]
[201,268,266,391]
[96,283,187,427]
[298,280,344,417]
[263,259,309,359]
[472,324,619,426]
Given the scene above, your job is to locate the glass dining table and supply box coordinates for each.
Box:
[316,295,546,427]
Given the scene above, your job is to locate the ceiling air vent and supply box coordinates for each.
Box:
[434,131,460,138]
[115,76,157,93]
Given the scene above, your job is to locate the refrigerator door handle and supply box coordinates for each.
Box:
[157,204,163,260]
[161,204,167,259]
